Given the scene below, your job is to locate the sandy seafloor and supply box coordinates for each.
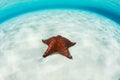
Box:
[0,9,120,80]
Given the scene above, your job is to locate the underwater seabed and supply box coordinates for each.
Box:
[0,9,120,80]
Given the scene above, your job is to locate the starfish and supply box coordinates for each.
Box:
[42,35,76,59]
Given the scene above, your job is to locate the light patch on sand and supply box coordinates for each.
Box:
[0,9,120,80]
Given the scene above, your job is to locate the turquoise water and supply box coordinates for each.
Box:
[0,0,120,24]
[0,0,120,80]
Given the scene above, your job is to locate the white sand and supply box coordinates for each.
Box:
[0,9,120,80]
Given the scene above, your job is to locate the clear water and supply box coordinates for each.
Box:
[0,0,120,80]
[0,9,120,80]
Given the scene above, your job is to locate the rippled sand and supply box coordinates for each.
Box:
[0,10,120,80]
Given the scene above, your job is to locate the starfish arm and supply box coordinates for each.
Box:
[59,48,72,59]
[42,37,56,45]
[42,39,48,45]
[68,42,76,47]
[43,39,56,58]
[60,37,76,48]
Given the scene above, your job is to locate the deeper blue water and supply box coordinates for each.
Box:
[0,0,120,24]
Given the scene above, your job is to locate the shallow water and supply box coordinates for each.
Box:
[0,10,120,80]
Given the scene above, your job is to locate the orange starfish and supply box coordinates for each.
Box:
[42,35,76,59]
